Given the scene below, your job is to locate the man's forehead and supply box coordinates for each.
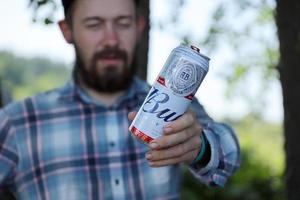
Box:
[73,0,136,18]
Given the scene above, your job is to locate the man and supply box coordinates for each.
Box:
[0,0,240,199]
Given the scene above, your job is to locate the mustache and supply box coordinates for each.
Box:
[92,47,127,61]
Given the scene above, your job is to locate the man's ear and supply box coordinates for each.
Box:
[136,16,146,41]
[58,20,73,44]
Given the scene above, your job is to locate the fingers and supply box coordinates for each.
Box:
[148,150,199,167]
[151,110,202,149]
[151,122,202,149]
[163,110,197,135]
[146,134,201,167]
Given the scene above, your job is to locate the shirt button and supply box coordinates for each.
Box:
[115,179,119,185]
[110,142,115,147]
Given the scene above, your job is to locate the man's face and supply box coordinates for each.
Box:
[67,0,142,93]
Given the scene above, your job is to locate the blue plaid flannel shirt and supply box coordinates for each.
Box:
[0,76,240,200]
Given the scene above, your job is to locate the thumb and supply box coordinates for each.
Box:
[128,111,137,121]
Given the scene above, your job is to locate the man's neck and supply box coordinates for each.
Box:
[81,84,125,107]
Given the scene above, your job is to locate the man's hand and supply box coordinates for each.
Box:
[128,110,203,167]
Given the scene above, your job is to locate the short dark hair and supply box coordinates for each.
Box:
[62,0,74,16]
[62,0,141,24]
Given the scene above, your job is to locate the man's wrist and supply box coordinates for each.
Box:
[191,133,211,167]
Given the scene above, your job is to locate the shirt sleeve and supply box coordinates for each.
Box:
[0,110,18,187]
[188,98,241,187]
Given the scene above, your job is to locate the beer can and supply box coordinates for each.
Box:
[129,44,210,144]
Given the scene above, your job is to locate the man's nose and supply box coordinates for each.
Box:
[103,25,119,47]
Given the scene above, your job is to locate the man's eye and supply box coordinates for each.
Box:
[86,23,100,29]
[117,20,132,28]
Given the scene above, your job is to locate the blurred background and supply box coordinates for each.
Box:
[1,0,299,199]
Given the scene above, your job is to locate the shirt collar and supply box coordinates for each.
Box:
[58,76,149,110]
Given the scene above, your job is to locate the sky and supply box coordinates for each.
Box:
[0,0,283,122]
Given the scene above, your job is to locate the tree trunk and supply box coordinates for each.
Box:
[134,0,150,80]
[276,0,300,199]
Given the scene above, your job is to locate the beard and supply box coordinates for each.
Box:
[73,45,134,93]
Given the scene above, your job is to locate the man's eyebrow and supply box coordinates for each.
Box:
[82,17,102,23]
[116,15,134,20]
[82,15,135,23]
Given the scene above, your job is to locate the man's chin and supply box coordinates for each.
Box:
[91,70,131,92]
[93,78,132,93]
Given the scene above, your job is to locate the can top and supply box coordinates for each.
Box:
[177,44,210,62]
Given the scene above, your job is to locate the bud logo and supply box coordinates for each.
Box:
[142,87,182,122]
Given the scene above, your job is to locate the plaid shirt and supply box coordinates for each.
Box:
[0,77,240,200]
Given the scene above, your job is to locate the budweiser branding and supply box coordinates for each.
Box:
[129,44,210,144]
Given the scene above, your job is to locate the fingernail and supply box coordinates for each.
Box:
[149,162,155,167]
[149,142,159,149]
[145,152,153,160]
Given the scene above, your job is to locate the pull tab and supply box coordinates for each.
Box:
[190,45,200,53]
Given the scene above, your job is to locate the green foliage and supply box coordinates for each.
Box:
[181,114,285,199]
[181,149,284,199]
[158,0,279,119]
[0,51,70,101]
[203,0,279,118]
[235,114,284,173]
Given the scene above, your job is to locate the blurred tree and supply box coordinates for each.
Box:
[0,51,70,100]
[28,0,150,80]
[276,0,300,199]
[0,79,2,107]
[133,0,150,80]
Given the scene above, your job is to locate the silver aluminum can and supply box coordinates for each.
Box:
[129,44,210,144]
